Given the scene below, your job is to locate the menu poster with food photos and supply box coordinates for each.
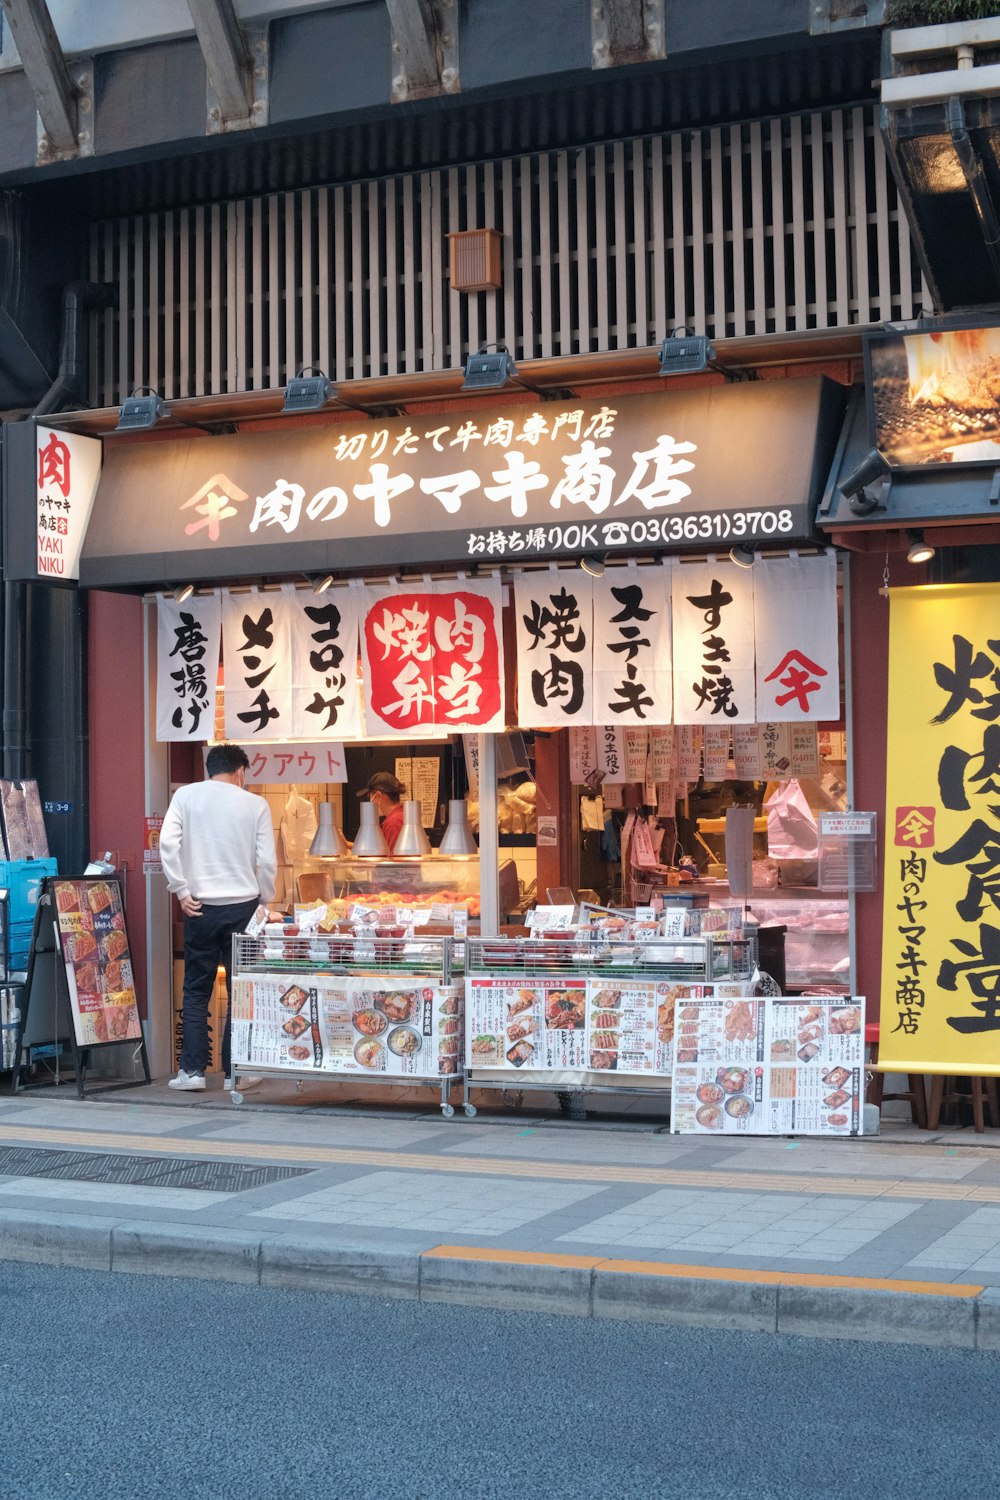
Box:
[230,975,462,1079]
[765,998,864,1135]
[51,878,143,1049]
[466,976,714,1077]
[671,995,865,1136]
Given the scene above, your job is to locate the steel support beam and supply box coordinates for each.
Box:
[0,0,76,150]
[592,0,664,69]
[186,0,253,125]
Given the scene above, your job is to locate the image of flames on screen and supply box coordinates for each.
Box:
[866,325,1000,468]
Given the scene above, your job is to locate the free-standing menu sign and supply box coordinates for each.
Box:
[13,877,150,1098]
[671,995,865,1136]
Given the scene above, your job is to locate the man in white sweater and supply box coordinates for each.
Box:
[159,743,277,1091]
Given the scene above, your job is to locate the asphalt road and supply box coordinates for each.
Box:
[0,1262,996,1500]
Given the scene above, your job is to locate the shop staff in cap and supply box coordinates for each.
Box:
[160,743,277,1092]
[359,772,406,853]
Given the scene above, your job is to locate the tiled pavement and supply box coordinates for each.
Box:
[3,1082,1000,1290]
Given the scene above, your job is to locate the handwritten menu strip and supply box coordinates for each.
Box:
[52,878,142,1048]
[671,995,865,1136]
[230,975,462,1079]
[465,976,710,1076]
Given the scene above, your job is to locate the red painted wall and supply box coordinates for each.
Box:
[849,552,893,1022]
[88,591,148,1013]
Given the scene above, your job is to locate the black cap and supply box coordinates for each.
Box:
[357,771,406,800]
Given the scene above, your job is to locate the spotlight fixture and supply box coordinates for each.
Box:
[172,583,195,604]
[839,449,892,516]
[283,367,330,413]
[906,529,936,565]
[461,344,518,391]
[658,332,715,377]
[580,552,607,578]
[310,573,335,594]
[729,544,755,569]
[116,387,168,432]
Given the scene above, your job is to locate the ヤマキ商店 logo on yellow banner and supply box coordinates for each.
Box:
[894,807,935,848]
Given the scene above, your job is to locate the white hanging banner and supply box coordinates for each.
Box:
[671,560,756,724]
[591,563,672,726]
[361,577,505,735]
[753,552,840,721]
[514,572,593,727]
[289,586,361,739]
[223,588,293,740]
[155,592,222,742]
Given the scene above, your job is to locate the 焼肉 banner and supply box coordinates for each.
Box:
[880,583,1000,1075]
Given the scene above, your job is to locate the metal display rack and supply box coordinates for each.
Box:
[464,932,758,1112]
[229,930,472,1115]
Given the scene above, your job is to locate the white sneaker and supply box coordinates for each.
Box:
[167,1069,206,1091]
[224,1075,262,1092]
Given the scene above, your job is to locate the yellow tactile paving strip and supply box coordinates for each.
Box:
[2,1121,1000,1204]
[421,1245,984,1297]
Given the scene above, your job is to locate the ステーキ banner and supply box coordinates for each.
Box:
[155,592,221,742]
[671,559,756,724]
[880,583,1000,1075]
[754,552,840,722]
[591,562,672,725]
[361,577,505,735]
[288,585,361,740]
[223,589,293,739]
[514,571,594,727]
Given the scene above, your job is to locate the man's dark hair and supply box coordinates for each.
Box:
[206,743,250,778]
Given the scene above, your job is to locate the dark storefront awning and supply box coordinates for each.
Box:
[5,377,848,590]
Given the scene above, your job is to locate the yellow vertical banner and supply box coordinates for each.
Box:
[881,582,1000,1075]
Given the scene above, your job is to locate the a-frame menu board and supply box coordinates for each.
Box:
[13,877,150,1097]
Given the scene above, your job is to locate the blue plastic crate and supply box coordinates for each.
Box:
[0,859,57,927]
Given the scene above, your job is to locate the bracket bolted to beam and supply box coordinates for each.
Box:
[0,0,94,161]
[387,0,459,102]
[591,0,665,68]
[187,0,269,133]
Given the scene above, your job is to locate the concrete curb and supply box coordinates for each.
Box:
[0,1208,990,1349]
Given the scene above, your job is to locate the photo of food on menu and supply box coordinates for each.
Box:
[52,878,143,1047]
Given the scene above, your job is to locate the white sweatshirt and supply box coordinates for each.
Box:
[159,780,277,905]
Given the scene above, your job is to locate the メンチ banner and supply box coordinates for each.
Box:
[880,583,1000,1075]
[223,588,293,740]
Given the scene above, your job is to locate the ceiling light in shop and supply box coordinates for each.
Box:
[172,583,195,603]
[580,552,607,577]
[906,529,936,565]
[310,574,335,594]
[729,544,755,568]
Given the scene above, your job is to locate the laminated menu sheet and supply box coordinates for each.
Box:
[671,994,865,1136]
[231,975,463,1079]
[464,977,741,1077]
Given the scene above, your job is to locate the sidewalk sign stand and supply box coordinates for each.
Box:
[12,877,150,1098]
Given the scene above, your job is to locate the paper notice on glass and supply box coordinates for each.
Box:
[598,725,626,782]
[462,735,481,798]
[395,756,440,826]
[569,727,600,785]
[624,727,650,783]
[649,727,676,781]
[677,726,702,780]
[703,727,731,781]
[733,726,760,779]
[629,816,658,869]
[789,723,820,778]
[757,723,791,780]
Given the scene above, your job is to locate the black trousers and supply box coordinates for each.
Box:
[179,898,259,1075]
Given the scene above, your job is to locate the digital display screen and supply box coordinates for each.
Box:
[866,325,1000,468]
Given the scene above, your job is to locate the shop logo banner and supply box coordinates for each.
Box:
[754,552,840,722]
[155,593,222,742]
[361,578,504,735]
[36,425,102,580]
[881,583,1000,1075]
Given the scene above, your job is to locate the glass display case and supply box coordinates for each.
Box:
[707,888,850,994]
[294,855,481,916]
